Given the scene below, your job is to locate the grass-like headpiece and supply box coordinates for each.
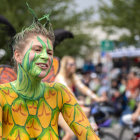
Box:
[12,3,55,71]
[12,3,55,52]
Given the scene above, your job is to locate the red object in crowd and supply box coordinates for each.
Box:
[127,77,140,94]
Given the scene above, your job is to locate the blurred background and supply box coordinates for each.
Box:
[0,0,140,66]
[0,0,140,140]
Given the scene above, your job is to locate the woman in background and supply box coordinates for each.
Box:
[55,56,105,140]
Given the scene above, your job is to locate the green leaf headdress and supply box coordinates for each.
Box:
[12,3,54,52]
[11,3,55,71]
[26,2,53,32]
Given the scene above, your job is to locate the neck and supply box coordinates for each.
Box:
[11,64,44,100]
[66,72,73,79]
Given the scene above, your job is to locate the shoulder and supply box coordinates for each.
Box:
[0,82,11,88]
[43,82,75,96]
[73,74,81,82]
[0,82,12,94]
[43,82,67,91]
[55,74,66,85]
[44,82,77,106]
[43,82,69,109]
[0,82,18,106]
[55,74,63,81]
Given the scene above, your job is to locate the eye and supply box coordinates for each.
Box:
[35,49,41,52]
[47,50,53,55]
[32,45,42,52]
[34,47,42,52]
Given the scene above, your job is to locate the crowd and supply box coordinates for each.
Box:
[56,54,140,139]
[80,55,140,125]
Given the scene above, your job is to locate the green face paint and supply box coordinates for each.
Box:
[21,36,53,79]
[47,39,53,50]
[12,35,53,99]
[37,36,53,77]
[37,36,47,49]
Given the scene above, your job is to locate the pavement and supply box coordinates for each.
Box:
[101,123,134,140]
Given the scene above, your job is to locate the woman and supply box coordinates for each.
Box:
[55,56,105,140]
[0,11,99,140]
[56,56,106,102]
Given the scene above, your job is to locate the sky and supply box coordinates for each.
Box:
[73,0,130,44]
[74,0,110,20]
[74,0,99,11]
[74,0,99,20]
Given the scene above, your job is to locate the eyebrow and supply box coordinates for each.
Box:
[32,45,42,48]
[47,49,53,52]
[32,45,53,53]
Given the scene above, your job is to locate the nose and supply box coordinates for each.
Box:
[40,50,49,60]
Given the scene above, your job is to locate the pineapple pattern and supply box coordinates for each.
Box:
[0,82,99,140]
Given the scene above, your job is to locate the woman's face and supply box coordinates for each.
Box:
[66,59,76,74]
[18,34,53,79]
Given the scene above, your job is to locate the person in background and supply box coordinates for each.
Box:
[82,59,95,73]
[89,73,101,93]
[122,68,140,126]
[55,56,106,140]
[122,91,140,125]
[126,68,140,97]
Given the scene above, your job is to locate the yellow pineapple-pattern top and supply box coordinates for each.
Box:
[0,82,100,140]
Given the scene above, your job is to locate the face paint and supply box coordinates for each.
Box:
[21,36,53,79]
[12,35,53,99]
[37,36,53,78]
[47,39,53,50]
[37,37,53,77]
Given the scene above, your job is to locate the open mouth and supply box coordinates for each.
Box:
[36,63,48,70]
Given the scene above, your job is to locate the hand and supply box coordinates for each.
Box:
[91,122,98,131]
[98,96,108,102]
[77,100,84,106]
[131,112,139,123]
[89,116,98,131]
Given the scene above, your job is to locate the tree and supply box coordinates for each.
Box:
[95,0,140,47]
[0,0,94,65]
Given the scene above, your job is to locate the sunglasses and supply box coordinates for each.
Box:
[67,63,76,67]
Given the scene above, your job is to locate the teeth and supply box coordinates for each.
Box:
[38,64,47,67]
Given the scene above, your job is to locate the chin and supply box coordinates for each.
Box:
[71,70,75,74]
[38,71,48,78]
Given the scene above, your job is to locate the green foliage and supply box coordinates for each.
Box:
[54,33,93,59]
[95,0,140,47]
[0,0,94,64]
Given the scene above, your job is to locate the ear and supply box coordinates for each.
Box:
[14,50,22,64]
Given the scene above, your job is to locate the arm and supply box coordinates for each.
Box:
[59,84,100,140]
[132,102,140,122]
[73,75,105,102]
